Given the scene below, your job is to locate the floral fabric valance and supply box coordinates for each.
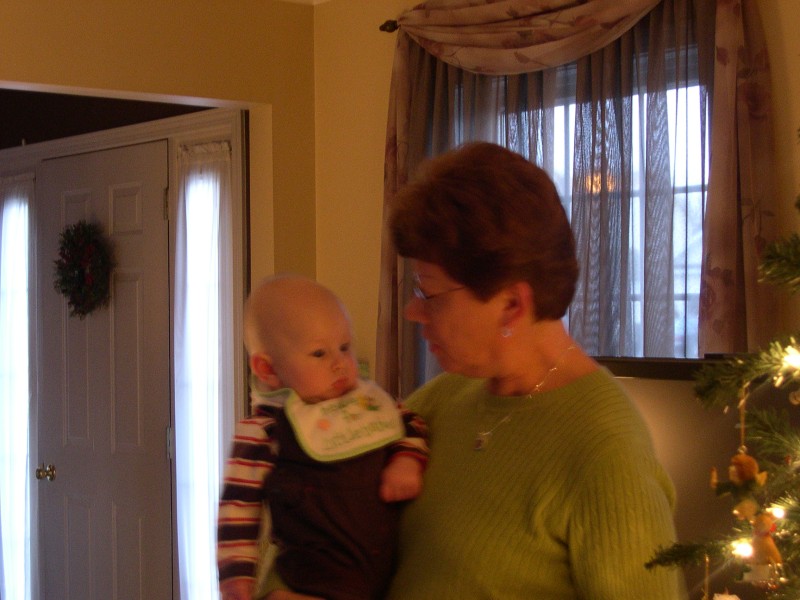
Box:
[392,0,660,75]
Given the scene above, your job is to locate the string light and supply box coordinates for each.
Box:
[732,539,753,558]
[775,342,800,386]
[781,345,800,369]
[768,505,786,520]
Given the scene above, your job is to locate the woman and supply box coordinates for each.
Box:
[386,142,687,599]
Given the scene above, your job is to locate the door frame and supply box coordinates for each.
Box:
[0,107,249,599]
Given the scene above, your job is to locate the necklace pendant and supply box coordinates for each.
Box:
[474,432,491,450]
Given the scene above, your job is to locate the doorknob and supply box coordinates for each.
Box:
[35,463,56,481]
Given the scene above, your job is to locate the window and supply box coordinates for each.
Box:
[410,47,710,386]
[175,141,238,600]
[0,176,33,600]
[543,84,708,357]
[435,44,710,361]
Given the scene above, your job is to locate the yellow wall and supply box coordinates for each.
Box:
[757,0,800,332]
[759,0,800,219]
[0,0,317,281]
[314,0,410,371]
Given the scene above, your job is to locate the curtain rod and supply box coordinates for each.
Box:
[379,20,399,32]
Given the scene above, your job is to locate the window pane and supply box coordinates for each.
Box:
[176,173,222,600]
[522,84,706,358]
[175,140,237,600]
[0,194,31,600]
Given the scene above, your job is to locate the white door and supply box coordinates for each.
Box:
[35,141,173,599]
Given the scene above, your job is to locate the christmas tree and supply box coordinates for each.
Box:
[647,197,800,599]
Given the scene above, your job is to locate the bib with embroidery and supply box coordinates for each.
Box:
[281,381,404,462]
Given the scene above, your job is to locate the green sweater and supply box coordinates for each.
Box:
[387,369,687,599]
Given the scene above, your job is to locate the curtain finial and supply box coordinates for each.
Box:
[380,20,399,33]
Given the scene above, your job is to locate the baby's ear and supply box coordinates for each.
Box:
[250,353,281,389]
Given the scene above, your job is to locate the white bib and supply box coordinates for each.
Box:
[281,381,404,462]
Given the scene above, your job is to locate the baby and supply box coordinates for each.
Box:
[217,275,428,600]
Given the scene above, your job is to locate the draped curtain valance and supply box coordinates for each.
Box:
[389,0,660,75]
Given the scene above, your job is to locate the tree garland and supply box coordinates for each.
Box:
[53,220,115,318]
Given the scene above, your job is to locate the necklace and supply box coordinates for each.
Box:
[473,345,575,451]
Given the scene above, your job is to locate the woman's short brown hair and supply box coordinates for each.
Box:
[390,142,579,320]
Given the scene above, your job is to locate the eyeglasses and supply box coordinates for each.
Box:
[412,275,465,302]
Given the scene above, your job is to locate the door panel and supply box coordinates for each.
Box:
[35,141,172,599]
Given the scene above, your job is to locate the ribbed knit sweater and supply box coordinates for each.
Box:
[387,369,688,599]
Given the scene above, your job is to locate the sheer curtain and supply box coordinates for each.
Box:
[0,174,33,600]
[377,0,777,395]
[174,142,235,600]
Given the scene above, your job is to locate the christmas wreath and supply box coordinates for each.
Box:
[53,220,115,318]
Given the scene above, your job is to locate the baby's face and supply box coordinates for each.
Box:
[269,304,359,404]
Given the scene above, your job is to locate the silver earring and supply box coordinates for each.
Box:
[501,327,512,338]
